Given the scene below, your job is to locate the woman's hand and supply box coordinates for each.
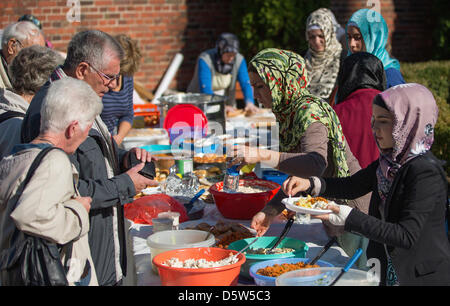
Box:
[312,204,353,227]
[74,196,92,213]
[251,212,275,237]
[230,145,261,167]
[244,102,259,116]
[282,176,311,197]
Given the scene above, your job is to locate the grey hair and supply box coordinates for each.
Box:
[40,78,103,134]
[8,45,64,96]
[1,21,42,48]
[64,30,124,71]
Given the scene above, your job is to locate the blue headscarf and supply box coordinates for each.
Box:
[346,9,400,71]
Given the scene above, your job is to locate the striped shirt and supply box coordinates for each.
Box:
[100,75,135,134]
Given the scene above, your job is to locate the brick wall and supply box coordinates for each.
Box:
[0,0,436,93]
[0,0,233,93]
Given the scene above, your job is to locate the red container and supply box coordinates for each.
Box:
[210,179,281,220]
[152,247,246,286]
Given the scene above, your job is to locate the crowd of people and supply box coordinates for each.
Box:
[0,7,448,287]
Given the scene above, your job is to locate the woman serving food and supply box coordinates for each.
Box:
[281,84,450,286]
[230,48,370,268]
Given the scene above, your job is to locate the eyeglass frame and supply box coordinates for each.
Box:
[13,38,24,50]
[85,61,120,85]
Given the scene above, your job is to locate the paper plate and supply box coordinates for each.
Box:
[282,197,333,215]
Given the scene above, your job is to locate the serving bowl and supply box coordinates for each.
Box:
[152,247,246,286]
[249,257,334,286]
[210,179,280,220]
[227,236,308,279]
[147,230,215,273]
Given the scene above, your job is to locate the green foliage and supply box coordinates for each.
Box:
[401,61,450,175]
[231,0,330,60]
[432,0,450,60]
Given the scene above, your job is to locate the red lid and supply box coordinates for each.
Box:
[163,104,208,136]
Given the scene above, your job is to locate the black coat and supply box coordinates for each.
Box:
[321,152,450,286]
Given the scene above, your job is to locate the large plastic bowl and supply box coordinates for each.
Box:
[147,230,216,273]
[249,258,334,286]
[152,247,246,286]
[210,179,281,220]
[227,237,308,279]
[275,267,380,286]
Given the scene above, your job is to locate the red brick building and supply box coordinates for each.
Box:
[0,0,435,94]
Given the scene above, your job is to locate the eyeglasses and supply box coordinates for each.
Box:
[86,62,120,85]
[14,39,24,49]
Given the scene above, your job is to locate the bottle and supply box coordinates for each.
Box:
[223,165,240,193]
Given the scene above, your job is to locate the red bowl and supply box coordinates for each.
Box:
[210,179,281,220]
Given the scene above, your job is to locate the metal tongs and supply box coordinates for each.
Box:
[228,237,259,261]
[308,236,337,265]
[267,217,295,254]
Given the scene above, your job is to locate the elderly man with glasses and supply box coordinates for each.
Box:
[0,21,45,90]
[21,30,158,286]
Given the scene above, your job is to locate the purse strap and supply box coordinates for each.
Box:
[14,145,74,266]
[19,146,63,195]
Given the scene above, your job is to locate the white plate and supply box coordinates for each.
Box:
[282,197,333,215]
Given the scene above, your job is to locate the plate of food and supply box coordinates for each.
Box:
[282,195,334,215]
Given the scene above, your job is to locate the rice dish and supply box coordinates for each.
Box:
[220,185,270,194]
[163,253,238,268]
[246,247,295,255]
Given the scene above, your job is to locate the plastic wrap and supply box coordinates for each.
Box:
[124,194,189,225]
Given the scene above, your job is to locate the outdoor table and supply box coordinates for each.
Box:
[128,203,350,286]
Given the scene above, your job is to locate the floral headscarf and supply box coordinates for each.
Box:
[375,83,439,202]
[249,48,350,178]
[347,9,400,71]
[305,8,343,100]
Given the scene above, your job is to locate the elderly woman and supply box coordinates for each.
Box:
[0,45,64,159]
[187,33,258,116]
[232,49,370,267]
[101,34,142,145]
[0,78,103,286]
[333,52,387,168]
[346,9,405,88]
[283,83,450,286]
[304,8,345,103]
[0,21,46,90]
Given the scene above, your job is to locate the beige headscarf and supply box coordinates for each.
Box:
[304,8,342,101]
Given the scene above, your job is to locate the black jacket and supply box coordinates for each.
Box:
[21,81,136,286]
[321,152,450,286]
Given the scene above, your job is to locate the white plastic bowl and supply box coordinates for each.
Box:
[275,267,380,286]
[147,230,215,273]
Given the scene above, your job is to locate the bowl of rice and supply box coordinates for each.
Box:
[152,247,246,286]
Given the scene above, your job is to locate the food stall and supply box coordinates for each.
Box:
[122,94,366,286]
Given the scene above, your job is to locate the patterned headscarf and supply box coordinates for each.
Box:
[374,83,439,202]
[305,8,343,100]
[214,33,240,74]
[249,48,350,178]
[346,9,400,71]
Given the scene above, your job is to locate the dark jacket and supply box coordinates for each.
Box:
[320,152,450,286]
[21,81,136,286]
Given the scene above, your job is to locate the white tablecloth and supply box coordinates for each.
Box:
[128,204,350,286]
